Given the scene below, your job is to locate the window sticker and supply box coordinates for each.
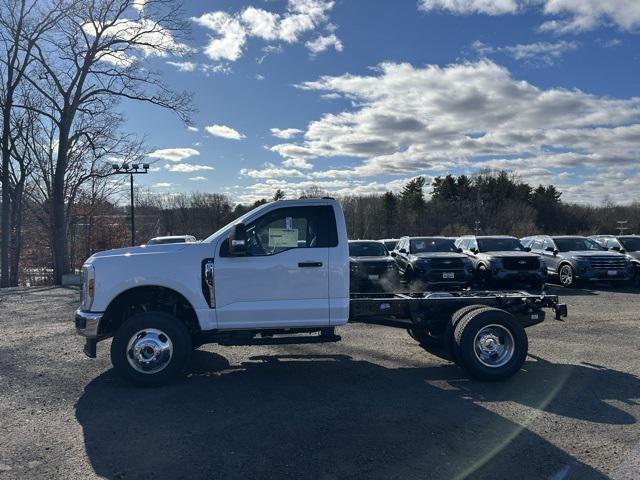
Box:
[285,216,293,230]
[269,228,299,248]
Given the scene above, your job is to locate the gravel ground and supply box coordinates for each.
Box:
[0,284,639,480]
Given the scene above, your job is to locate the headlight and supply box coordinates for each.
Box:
[81,264,95,311]
[350,263,359,271]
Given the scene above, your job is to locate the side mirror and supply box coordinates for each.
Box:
[524,247,532,252]
[471,248,479,254]
[457,247,463,253]
[610,246,621,252]
[390,251,397,257]
[399,248,407,254]
[553,249,559,256]
[228,223,247,256]
[545,246,555,253]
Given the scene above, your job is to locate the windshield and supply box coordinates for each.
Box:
[349,242,388,257]
[554,237,605,252]
[383,240,398,250]
[477,238,525,252]
[410,238,458,253]
[619,237,640,252]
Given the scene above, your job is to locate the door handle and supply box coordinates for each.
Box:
[299,262,323,268]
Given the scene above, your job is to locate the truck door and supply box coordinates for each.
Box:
[215,205,336,329]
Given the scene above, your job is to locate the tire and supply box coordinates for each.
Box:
[453,307,528,381]
[447,304,487,365]
[558,263,576,288]
[403,266,415,283]
[111,311,192,387]
[631,266,640,288]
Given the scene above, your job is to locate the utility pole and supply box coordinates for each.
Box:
[474,220,481,234]
[111,163,149,246]
[616,220,630,236]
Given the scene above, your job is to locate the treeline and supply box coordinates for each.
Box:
[4,170,640,286]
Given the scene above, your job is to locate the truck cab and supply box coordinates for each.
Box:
[76,199,349,385]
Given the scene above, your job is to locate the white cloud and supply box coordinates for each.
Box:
[305,34,343,54]
[270,127,304,139]
[167,61,196,72]
[148,148,200,162]
[187,126,199,132]
[153,182,172,188]
[192,0,339,62]
[419,0,519,15]
[205,124,246,140]
[165,163,215,173]
[472,40,579,65]
[419,0,640,33]
[253,60,640,203]
[189,176,208,181]
[240,164,308,179]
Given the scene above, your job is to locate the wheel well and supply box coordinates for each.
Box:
[557,261,573,273]
[99,286,201,338]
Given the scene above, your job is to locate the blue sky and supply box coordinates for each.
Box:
[122,0,640,204]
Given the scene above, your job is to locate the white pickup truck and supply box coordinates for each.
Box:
[76,198,567,386]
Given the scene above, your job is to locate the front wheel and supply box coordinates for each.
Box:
[111,311,192,387]
[558,264,576,288]
[453,307,528,381]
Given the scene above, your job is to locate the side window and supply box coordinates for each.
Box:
[242,206,337,257]
[542,239,554,251]
[530,240,541,250]
[469,239,477,251]
[460,239,469,250]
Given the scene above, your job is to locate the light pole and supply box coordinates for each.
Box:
[111,163,149,246]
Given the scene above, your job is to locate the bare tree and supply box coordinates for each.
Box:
[19,0,192,283]
[0,0,65,287]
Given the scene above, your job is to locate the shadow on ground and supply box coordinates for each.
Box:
[75,352,640,479]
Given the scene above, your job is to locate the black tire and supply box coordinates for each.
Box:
[403,266,415,283]
[447,304,487,365]
[558,263,576,288]
[453,307,528,381]
[111,311,192,387]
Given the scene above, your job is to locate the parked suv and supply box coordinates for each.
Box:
[455,235,547,288]
[349,240,399,292]
[379,238,399,251]
[590,235,640,286]
[393,237,474,289]
[522,235,634,287]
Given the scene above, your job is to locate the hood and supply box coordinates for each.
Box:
[87,242,190,262]
[480,251,540,259]
[413,252,467,259]
[564,250,623,258]
[349,256,394,263]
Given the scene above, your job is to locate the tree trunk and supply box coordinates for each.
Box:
[1,103,12,288]
[51,124,70,285]
[9,181,24,287]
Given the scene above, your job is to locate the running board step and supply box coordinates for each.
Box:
[217,334,341,346]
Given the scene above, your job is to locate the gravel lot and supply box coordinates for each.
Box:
[0,284,639,479]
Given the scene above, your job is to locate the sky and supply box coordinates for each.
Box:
[122,0,640,204]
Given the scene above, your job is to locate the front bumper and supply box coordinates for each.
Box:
[493,270,547,284]
[350,270,399,290]
[578,270,632,281]
[75,309,103,339]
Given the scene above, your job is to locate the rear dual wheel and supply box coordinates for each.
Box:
[453,307,527,381]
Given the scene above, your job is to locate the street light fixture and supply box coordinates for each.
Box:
[111,162,149,246]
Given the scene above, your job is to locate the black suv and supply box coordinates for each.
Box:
[392,237,474,289]
[456,235,547,288]
[522,235,634,287]
[349,240,399,292]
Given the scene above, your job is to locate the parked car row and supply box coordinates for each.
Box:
[349,234,640,292]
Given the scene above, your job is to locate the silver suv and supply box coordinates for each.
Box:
[522,235,634,287]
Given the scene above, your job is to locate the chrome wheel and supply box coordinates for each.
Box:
[126,328,173,374]
[559,265,574,286]
[473,324,515,368]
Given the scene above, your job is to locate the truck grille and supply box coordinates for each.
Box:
[503,257,540,271]
[429,258,465,269]
[588,257,627,270]
[362,262,392,274]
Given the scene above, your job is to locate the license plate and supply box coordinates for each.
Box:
[607,270,618,276]
[443,272,455,279]
[368,274,379,280]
